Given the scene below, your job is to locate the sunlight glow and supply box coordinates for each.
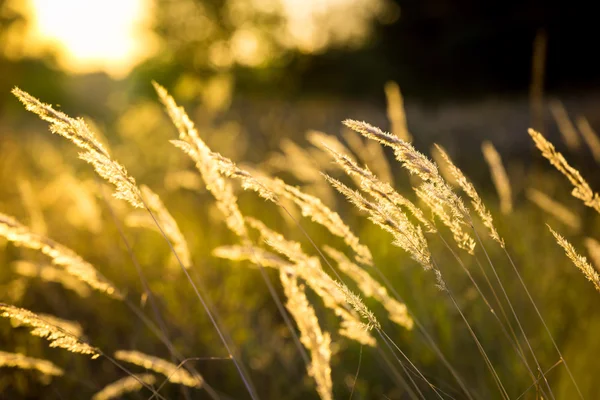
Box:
[29,0,156,77]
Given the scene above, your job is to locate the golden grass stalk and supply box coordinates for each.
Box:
[0,304,99,358]
[306,130,355,164]
[211,152,373,265]
[384,80,412,142]
[548,226,600,292]
[0,351,64,377]
[213,244,373,345]
[153,82,247,238]
[307,130,360,190]
[265,140,335,209]
[13,260,92,298]
[335,281,380,331]
[114,350,203,388]
[549,99,581,150]
[245,217,312,266]
[246,218,376,346]
[279,270,332,400]
[415,182,476,254]
[272,179,373,265]
[482,141,512,214]
[431,145,459,187]
[434,144,504,247]
[575,116,600,163]
[12,88,143,208]
[322,144,435,233]
[343,119,438,182]
[0,213,122,299]
[92,374,157,400]
[323,246,413,330]
[324,175,433,267]
[11,313,83,338]
[209,152,278,202]
[584,237,600,272]
[366,139,395,184]
[526,188,581,230]
[342,120,474,253]
[213,245,293,271]
[342,127,394,185]
[335,308,376,347]
[139,185,191,268]
[124,212,157,231]
[172,138,247,238]
[528,128,600,213]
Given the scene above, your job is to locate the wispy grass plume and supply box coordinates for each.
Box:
[114,350,203,388]
[0,351,64,378]
[324,246,412,330]
[482,141,512,215]
[13,260,92,298]
[526,188,581,230]
[247,217,376,346]
[584,237,600,272]
[323,174,433,268]
[548,226,600,293]
[0,213,122,299]
[342,127,395,185]
[322,143,435,233]
[0,304,99,358]
[153,82,248,238]
[549,99,581,150]
[434,144,504,246]
[11,313,83,338]
[211,151,374,266]
[343,120,475,253]
[92,374,157,400]
[126,185,192,269]
[12,88,143,208]
[529,128,600,213]
[384,80,412,142]
[213,245,293,271]
[279,269,333,400]
[575,116,600,163]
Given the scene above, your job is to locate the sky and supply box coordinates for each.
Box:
[27,0,156,78]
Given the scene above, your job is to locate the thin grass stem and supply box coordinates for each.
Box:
[431,264,510,400]
[376,346,420,400]
[378,330,445,399]
[502,246,584,399]
[436,231,542,394]
[368,266,476,400]
[143,204,259,400]
[470,226,555,399]
[348,345,363,400]
[515,359,563,400]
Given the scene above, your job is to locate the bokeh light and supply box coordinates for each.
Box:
[28,0,156,77]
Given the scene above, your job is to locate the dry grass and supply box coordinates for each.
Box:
[92,374,157,400]
[2,84,600,399]
[0,351,64,378]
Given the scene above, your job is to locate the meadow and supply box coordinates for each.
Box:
[0,81,599,400]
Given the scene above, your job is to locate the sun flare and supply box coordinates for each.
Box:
[28,0,156,77]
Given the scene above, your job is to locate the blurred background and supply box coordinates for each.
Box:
[1,0,600,159]
[1,0,599,114]
[2,0,600,399]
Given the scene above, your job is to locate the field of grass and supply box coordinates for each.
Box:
[1,82,600,400]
